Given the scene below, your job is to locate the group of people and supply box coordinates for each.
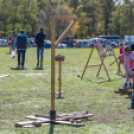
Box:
[7,28,45,68]
[116,43,134,109]
[7,30,134,109]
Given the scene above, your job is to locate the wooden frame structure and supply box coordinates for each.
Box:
[15,17,94,128]
[81,44,110,80]
[106,45,123,76]
[81,44,123,80]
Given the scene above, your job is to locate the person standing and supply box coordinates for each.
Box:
[35,28,46,68]
[7,33,14,54]
[13,30,30,68]
[66,36,71,48]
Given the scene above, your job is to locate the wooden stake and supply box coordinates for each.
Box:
[96,49,110,79]
[51,18,56,111]
[112,50,123,76]
[96,49,107,77]
[59,61,62,94]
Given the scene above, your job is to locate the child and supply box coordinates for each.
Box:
[115,43,124,75]
[126,69,134,109]
[123,45,134,89]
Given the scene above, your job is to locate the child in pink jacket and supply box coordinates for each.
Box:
[123,45,134,88]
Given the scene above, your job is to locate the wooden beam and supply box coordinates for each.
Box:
[55,20,77,46]
[51,18,56,111]
[87,64,101,67]
[53,17,92,20]
[81,46,95,79]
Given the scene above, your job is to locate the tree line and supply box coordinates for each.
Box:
[0,0,133,39]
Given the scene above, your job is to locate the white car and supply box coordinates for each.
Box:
[1,39,7,46]
[57,43,67,48]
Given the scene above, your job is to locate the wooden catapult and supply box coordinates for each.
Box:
[81,43,123,80]
[81,41,110,80]
[15,17,94,128]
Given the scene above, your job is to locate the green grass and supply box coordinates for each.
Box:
[0,47,134,134]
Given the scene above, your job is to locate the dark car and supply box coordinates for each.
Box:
[44,40,51,48]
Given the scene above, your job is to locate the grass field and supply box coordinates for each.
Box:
[0,47,134,134]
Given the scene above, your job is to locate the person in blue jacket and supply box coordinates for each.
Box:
[13,30,30,68]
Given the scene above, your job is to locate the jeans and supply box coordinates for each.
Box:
[37,47,44,64]
[9,45,12,53]
[17,50,26,66]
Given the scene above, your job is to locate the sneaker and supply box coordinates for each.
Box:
[123,83,128,88]
[17,65,20,68]
[40,63,43,68]
[129,83,133,89]
[21,65,24,69]
[128,106,134,109]
[115,71,120,75]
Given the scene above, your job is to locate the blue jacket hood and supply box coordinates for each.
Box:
[19,33,26,37]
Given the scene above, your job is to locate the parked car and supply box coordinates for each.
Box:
[125,40,133,46]
[57,43,67,48]
[44,40,51,48]
[29,38,36,47]
[85,38,111,47]
[75,40,88,48]
[1,39,7,46]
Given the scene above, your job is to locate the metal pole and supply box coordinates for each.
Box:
[129,4,132,40]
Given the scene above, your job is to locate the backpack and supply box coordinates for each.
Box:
[8,38,12,45]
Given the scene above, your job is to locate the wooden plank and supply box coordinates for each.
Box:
[25,116,48,121]
[35,110,88,118]
[54,17,92,20]
[52,120,85,126]
[119,87,131,91]
[114,90,132,94]
[0,75,9,78]
[23,123,50,128]
[55,20,77,46]
[15,120,50,127]
[16,114,93,127]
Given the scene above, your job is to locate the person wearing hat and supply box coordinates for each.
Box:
[13,30,30,68]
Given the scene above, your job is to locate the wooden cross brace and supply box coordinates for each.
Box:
[15,111,94,128]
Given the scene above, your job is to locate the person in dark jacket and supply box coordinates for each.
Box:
[35,28,46,67]
[66,36,71,48]
[13,30,30,68]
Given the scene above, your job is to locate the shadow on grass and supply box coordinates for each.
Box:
[82,118,94,122]
[49,123,55,134]
[125,94,132,100]
[56,96,64,99]
[11,67,27,70]
[6,52,11,55]
[33,67,44,70]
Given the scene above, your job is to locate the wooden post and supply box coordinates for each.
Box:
[81,46,94,79]
[96,49,107,77]
[50,17,56,120]
[59,61,62,97]
[96,49,110,79]
[112,50,123,76]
